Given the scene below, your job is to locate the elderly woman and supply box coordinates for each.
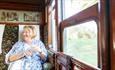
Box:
[5,25,47,70]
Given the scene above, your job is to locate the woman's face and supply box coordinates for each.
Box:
[22,28,33,41]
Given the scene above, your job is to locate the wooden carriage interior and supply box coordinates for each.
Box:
[0,0,115,70]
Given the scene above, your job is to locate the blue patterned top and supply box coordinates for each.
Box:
[5,39,47,70]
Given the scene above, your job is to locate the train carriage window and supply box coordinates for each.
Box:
[0,24,5,54]
[51,9,57,51]
[63,20,98,66]
[59,0,101,68]
[63,0,98,19]
[48,0,57,51]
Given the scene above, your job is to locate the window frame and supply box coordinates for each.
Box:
[60,4,102,69]
[47,0,58,51]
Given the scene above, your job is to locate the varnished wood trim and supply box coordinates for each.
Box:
[71,58,100,70]
[0,22,40,25]
[60,4,98,31]
[0,2,41,11]
[110,0,115,70]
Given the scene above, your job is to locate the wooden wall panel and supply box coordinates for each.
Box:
[0,3,42,11]
[110,0,115,70]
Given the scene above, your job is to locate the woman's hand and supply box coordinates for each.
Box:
[32,45,42,53]
[32,46,46,55]
[24,50,33,57]
[32,46,46,60]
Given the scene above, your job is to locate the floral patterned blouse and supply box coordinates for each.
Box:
[5,39,47,70]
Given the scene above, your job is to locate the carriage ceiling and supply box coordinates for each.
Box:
[0,0,45,6]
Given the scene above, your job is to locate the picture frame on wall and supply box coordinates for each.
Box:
[7,12,19,21]
[0,10,41,23]
[1,12,6,21]
[23,13,41,22]
[1,11,19,21]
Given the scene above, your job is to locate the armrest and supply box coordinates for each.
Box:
[43,62,53,70]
